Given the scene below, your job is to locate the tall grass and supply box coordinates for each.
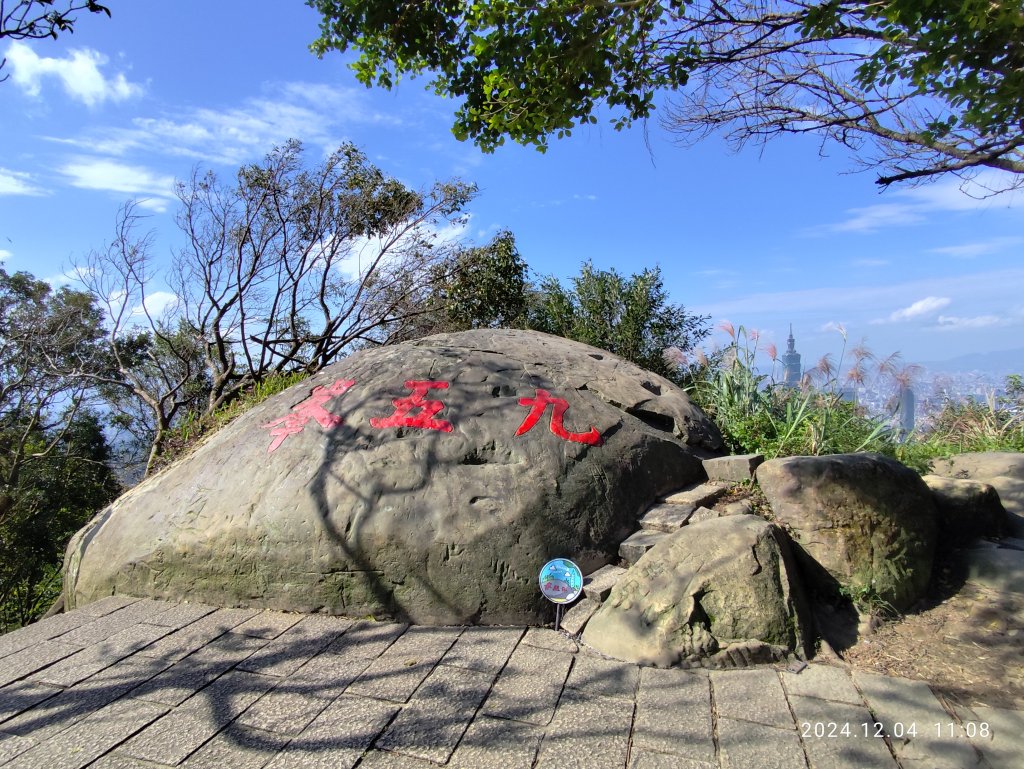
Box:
[684,324,896,459]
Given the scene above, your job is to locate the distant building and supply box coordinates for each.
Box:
[781,325,802,386]
[898,386,915,436]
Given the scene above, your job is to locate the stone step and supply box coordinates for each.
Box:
[560,598,600,635]
[702,453,764,483]
[660,482,729,510]
[619,530,669,566]
[639,504,694,533]
[583,564,627,603]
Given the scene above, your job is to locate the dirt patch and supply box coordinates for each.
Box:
[840,550,1024,710]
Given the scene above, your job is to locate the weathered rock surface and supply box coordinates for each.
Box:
[582,516,810,668]
[930,451,1024,482]
[922,475,1007,542]
[64,330,721,625]
[929,452,1024,537]
[756,453,937,611]
[703,453,764,483]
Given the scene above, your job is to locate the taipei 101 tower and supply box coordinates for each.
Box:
[782,325,802,386]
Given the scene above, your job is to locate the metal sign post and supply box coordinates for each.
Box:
[538,558,583,631]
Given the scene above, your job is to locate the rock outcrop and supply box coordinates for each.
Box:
[756,453,937,611]
[930,452,1024,537]
[582,515,810,667]
[922,475,1007,542]
[64,329,721,625]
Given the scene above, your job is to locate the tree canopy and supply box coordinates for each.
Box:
[308,0,1024,190]
[0,1,110,79]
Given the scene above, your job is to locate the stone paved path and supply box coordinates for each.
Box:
[0,597,1019,769]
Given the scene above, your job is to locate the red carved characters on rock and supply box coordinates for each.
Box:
[515,388,602,446]
[261,379,355,453]
[370,380,454,433]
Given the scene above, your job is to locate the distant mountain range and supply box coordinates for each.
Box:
[918,348,1024,376]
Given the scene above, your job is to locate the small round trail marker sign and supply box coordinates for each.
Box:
[539,558,583,604]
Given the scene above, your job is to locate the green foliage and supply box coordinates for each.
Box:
[308,0,1024,186]
[526,262,710,382]
[0,410,120,632]
[433,230,529,331]
[685,325,896,458]
[308,0,676,152]
[894,374,1024,472]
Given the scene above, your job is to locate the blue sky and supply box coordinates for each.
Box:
[2,1,1023,375]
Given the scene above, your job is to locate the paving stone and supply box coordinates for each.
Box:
[130,632,269,706]
[75,595,140,617]
[0,612,94,660]
[662,482,729,508]
[0,641,82,687]
[32,622,172,687]
[120,670,276,764]
[629,750,715,769]
[534,689,634,769]
[788,694,898,768]
[1,654,171,745]
[639,503,695,532]
[146,602,218,630]
[852,670,980,769]
[441,626,523,674]
[56,601,168,648]
[326,619,408,660]
[712,669,793,729]
[356,751,437,769]
[482,643,573,725]
[449,714,543,769]
[263,694,398,769]
[1,695,168,769]
[960,705,1024,769]
[717,717,807,769]
[703,454,764,482]
[781,663,862,705]
[619,529,669,565]
[346,626,461,703]
[0,681,62,725]
[237,649,372,735]
[582,564,627,603]
[0,732,36,765]
[236,614,352,677]
[232,610,303,639]
[565,651,638,700]
[559,598,600,635]
[137,607,262,661]
[181,722,289,768]
[520,627,578,653]
[90,753,176,769]
[376,663,493,763]
[633,667,715,765]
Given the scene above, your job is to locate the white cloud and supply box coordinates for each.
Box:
[132,291,180,321]
[44,82,393,166]
[0,249,11,262]
[59,158,175,211]
[811,172,1024,235]
[820,321,847,335]
[928,236,1024,259]
[4,41,143,107]
[0,167,46,196]
[934,314,1006,330]
[885,296,952,322]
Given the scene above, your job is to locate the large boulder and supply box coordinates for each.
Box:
[921,475,1007,542]
[756,453,937,611]
[64,329,721,625]
[582,516,811,667]
[929,451,1024,482]
[929,452,1024,537]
